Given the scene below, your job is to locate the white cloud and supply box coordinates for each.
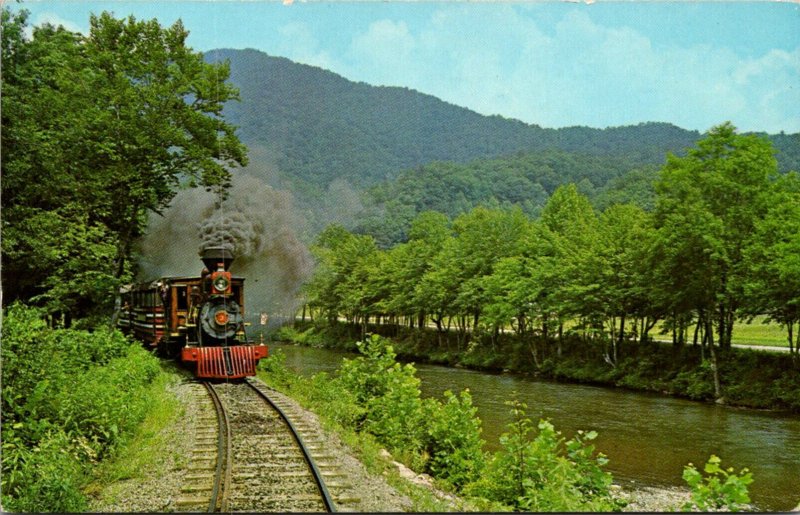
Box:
[347,20,417,86]
[276,22,336,71]
[31,12,86,35]
[285,6,800,133]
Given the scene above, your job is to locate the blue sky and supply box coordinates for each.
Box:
[15,1,800,133]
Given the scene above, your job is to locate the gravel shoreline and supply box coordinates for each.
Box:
[89,373,693,512]
[619,484,691,512]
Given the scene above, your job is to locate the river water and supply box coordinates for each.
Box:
[272,344,799,510]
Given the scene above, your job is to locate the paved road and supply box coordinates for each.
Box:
[731,343,792,353]
[654,339,792,353]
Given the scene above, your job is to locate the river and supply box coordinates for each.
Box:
[271,343,799,511]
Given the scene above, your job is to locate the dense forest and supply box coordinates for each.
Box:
[209,48,800,240]
[354,151,659,246]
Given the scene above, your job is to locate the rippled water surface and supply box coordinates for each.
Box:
[272,344,800,510]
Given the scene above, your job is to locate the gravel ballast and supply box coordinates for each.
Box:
[88,376,414,512]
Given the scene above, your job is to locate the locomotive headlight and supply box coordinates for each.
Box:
[215,311,229,325]
[213,275,230,292]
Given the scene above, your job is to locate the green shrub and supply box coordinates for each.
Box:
[420,390,486,488]
[1,304,163,511]
[2,304,54,421]
[337,336,425,453]
[58,346,159,455]
[271,325,301,343]
[1,429,88,513]
[466,401,624,512]
[301,335,488,491]
[682,455,753,512]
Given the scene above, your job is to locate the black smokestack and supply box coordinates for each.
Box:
[201,246,234,272]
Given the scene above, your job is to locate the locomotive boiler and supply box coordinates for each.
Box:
[118,247,268,378]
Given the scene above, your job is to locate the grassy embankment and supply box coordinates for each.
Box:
[0,304,177,512]
[276,320,800,413]
[84,364,188,509]
[255,362,481,512]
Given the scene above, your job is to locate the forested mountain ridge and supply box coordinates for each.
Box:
[207,47,799,195]
[354,150,658,246]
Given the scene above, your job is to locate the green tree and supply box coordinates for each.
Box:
[1,9,246,320]
[414,236,463,346]
[535,184,599,347]
[449,207,529,344]
[652,122,778,350]
[304,224,378,325]
[742,173,800,353]
[575,204,654,362]
[380,211,452,331]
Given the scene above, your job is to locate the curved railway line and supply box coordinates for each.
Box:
[176,379,339,512]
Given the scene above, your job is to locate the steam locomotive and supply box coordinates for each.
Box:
[118,247,268,378]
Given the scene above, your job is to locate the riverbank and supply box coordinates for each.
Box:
[254,349,695,512]
[274,321,800,413]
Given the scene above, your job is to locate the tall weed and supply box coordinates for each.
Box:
[1,304,162,511]
[682,455,753,512]
[337,335,425,453]
[420,390,485,488]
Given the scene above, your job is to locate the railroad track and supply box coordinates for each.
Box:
[176,379,338,512]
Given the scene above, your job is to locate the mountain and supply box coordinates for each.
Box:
[203,48,799,238]
[211,50,682,187]
[208,48,798,192]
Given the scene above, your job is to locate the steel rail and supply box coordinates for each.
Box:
[203,382,232,512]
[245,378,337,512]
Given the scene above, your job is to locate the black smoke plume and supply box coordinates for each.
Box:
[137,175,313,321]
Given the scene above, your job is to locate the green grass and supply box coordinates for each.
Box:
[731,317,790,347]
[84,363,185,503]
[653,315,790,347]
[405,314,792,348]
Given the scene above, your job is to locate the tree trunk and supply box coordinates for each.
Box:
[693,317,702,346]
[706,317,722,401]
[557,323,563,357]
[109,220,137,327]
[542,313,549,341]
[529,337,540,368]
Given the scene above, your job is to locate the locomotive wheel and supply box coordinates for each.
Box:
[157,338,168,358]
[157,337,181,359]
